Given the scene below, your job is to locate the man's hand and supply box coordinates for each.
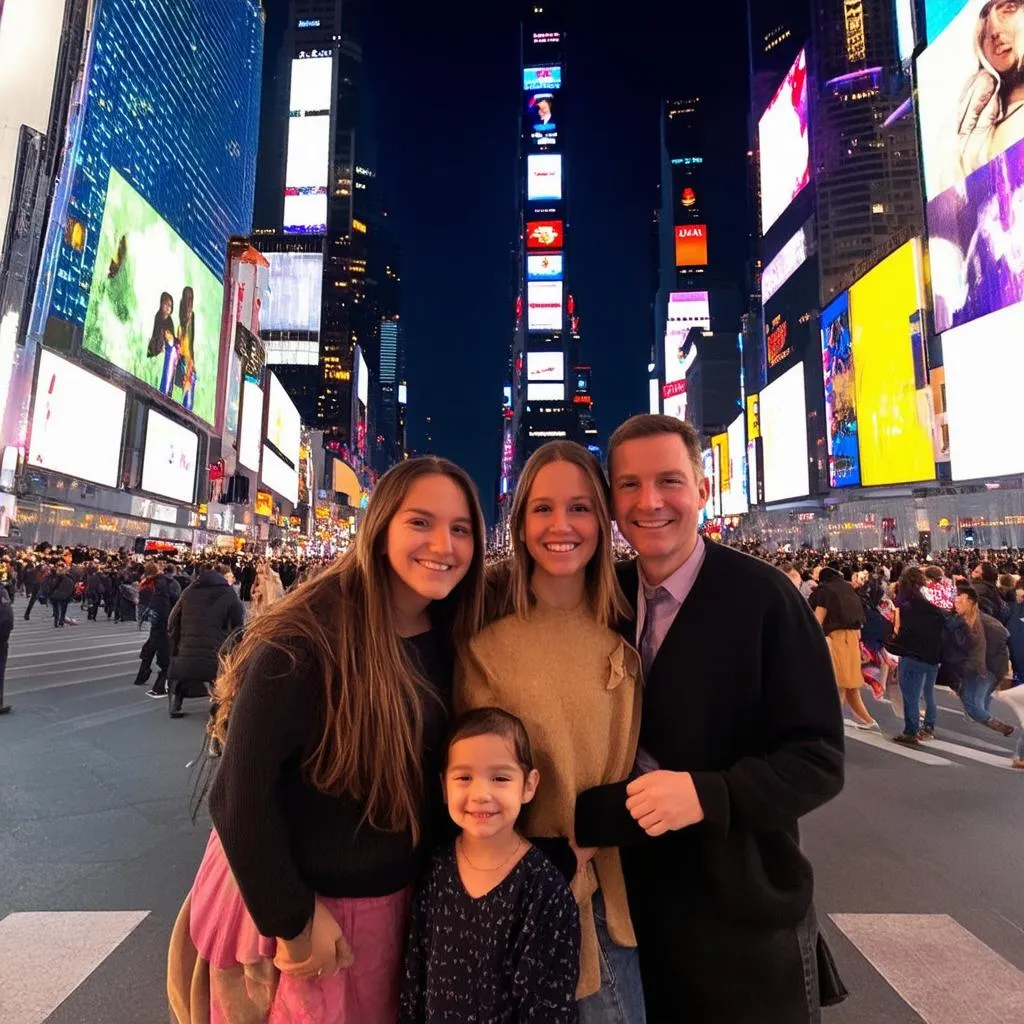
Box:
[625,770,704,836]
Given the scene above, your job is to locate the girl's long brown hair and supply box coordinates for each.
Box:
[211,457,486,842]
[501,440,628,627]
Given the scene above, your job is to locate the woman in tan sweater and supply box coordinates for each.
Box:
[456,440,646,1023]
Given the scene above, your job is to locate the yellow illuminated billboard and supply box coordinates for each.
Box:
[848,239,935,487]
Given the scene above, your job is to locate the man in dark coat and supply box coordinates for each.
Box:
[575,415,845,1024]
[84,562,110,621]
[167,562,244,718]
[0,586,13,714]
[135,563,181,696]
[42,564,76,627]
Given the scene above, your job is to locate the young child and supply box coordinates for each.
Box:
[399,707,581,1023]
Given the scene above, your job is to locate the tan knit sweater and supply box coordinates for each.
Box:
[455,600,642,1000]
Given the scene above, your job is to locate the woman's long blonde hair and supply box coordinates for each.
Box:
[211,457,486,842]
[500,440,627,627]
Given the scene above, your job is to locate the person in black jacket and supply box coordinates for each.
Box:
[0,586,13,714]
[42,564,76,627]
[889,566,947,746]
[135,563,181,696]
[971,562,1006,621]
[575,416,845,1024]
[84,563,110,621]
[166,563,244,718]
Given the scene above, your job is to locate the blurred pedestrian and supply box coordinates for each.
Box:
[0,586,12,714]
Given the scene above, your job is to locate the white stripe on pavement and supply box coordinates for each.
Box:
[844,726,954,765]
[923,738,1017,770]
[0,911,149,1024]
[830,914,1024,1024]
[7,670,144,696]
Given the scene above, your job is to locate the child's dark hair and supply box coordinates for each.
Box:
[445,707,535,773]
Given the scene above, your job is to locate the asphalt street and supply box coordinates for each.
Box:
[1,601,1022,1023]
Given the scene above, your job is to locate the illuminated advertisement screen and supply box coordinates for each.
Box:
[924,0,963,42]
[674,224,709,267]
[527,154,563,200]
[760,361,809,503]
[766,314,792,370]
[722,413,748,516]
[848,239,935,486]
[526,91,558,149]
[759,48,810,234]
[927,130,1024,333]
[663,389,687,420]
[237,379,263,472]
[284,54,331,234]
[82,168,224,426]
[943,301,1024,480]
[664,291,710,385]
[43,0,263,328]
[261,446,298,504]
[527,253,563,280]
[357,347,369,409]
[263,252,323,332]
[527,382,565,401]
[141,408,198,503]
[527,351,564,381]
[29,350,126,487]
[523,65,561,91]
[649,377,661,415]
[266,372,301,468]
[918,3,1024,200]
[820,292,861,488]
[527,281,563,332]
[762,220,813,305]
[289,54,331,113]
[526,220,563,249]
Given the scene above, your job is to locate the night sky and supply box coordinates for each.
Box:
[365,0,749,518]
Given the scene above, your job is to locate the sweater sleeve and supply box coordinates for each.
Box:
[208,643,317,939]
[688,583,845,836]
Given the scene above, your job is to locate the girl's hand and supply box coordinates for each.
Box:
[274,900,354,979]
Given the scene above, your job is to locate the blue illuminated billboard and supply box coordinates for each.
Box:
[41,0,263,329]
[527,254,564,281]
[523,65,561,91]
[820,293,860,488]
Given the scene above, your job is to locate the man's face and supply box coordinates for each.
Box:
[611,433,709,575]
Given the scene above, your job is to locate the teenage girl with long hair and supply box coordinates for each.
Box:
[457,440,646,1023]
[168,457,486,1024]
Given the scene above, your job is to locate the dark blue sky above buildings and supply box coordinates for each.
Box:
[363,0,750,511]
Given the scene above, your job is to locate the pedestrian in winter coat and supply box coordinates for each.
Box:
[43,564,75,627]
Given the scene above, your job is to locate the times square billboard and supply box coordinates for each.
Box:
[29,0,264,428]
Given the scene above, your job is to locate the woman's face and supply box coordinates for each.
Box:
[161,297,172,317]
[386,474,475,603]
[522,460,600,582]
[982,2,1024,75]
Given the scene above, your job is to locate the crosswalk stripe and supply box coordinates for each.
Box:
[922,738,1017,770]
[830,914,1024,1023]
[0,911,149,1024]
[844,726,954,765]
[7,670,141,696]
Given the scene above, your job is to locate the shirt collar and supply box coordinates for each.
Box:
[639,536,706,606]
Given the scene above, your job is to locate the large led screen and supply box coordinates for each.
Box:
[29,350,126,487]
[261,447,298,505]
[523,65,561,91]
[924,0,963,42]
[527,281,563,332]
[526,220,563,249]
[760,361,809,504]
[943,302,1024,480]
[527,351,564,381]
[283,54,331,234]
[762,220,813,305]
[848,240,935,486]
[527,254,563,280]
[42,0,263,328]
[820,293,861,488]
[758,48,810,234]
[527,382,565,401]
[237,379,262,472]
[527,154,563,200]
[141,408,198,504]
[263,252,323,332]
[927,131,1024,333]
[267,372,301,466]
[674,224,708,267]
[721,413,749,516]
[526,90,558,149]
[919,2,1024,200]
[82,169,224,425]
[664,291,710,385]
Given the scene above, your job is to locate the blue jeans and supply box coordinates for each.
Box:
[578,890,647,1024]
[898,656,939,736]
[961,672,996,724]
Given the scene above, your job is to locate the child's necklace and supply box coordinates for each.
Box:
[457,835,524,872]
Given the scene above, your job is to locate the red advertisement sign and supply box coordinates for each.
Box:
[662,379,687,399]
[674,223,708,267]
[767,316,792,367]
[526,220,564,249]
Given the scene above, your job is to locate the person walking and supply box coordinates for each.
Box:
[956,586,1015,737]
[135,563,181,697]
[0,586,13,715]
[167,457,486,1024]
[888,567,947,746]
[23,559,49,620]
[165,563,244,718]
[574,415,844,1024]
[43,564,75,628]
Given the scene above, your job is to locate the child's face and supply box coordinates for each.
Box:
[444,734,539,840]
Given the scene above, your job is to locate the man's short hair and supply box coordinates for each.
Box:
[980,562,998,584]
[214,562,233,577]
[607,414,704,481]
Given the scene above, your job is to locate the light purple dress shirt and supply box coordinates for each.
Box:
[633,537,706,774]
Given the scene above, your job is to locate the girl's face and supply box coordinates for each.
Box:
[386,474,474,604]
[161,297,172,317]
[982,2,1024,75]
[444,733,539,840]
[522,460,600,582]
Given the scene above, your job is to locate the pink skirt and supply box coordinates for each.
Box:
[175,829,411,1024]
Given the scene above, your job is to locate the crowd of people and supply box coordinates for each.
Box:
[2,418,1023,1021]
